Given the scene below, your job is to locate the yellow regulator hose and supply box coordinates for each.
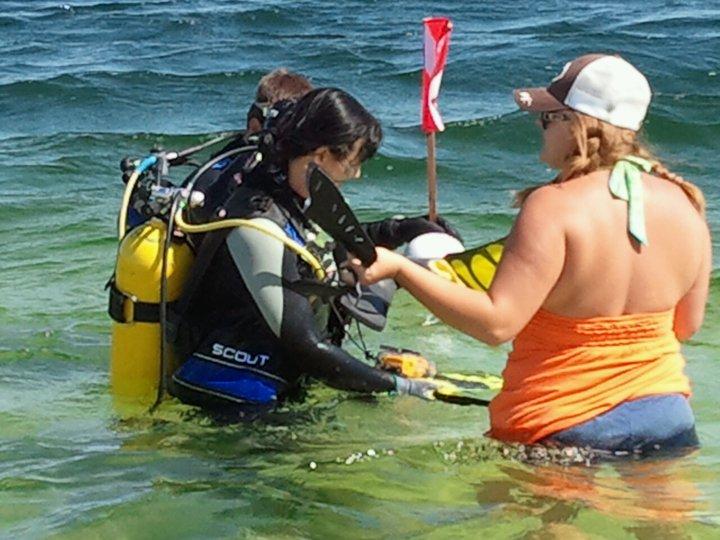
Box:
[117,169,141,241]
[173,208,326,280]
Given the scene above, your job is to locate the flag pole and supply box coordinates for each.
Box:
[426,131,437,222]
[421,17,451,224]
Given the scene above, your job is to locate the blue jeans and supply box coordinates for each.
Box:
[544,394,699,453]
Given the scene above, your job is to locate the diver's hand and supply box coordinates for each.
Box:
[350,247,405,285]
[420,214,464,244]
[393,375,438,400]
[363,214,462,250]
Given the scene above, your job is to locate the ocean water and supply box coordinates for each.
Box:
[1,0,719,537]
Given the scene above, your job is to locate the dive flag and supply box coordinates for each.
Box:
[421,17,452,134]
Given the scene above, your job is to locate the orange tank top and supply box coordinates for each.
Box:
[488,308,691,444]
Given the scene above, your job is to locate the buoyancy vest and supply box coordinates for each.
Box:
[169,173,341,408]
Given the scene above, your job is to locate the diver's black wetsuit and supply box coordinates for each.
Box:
[171,156,395,415]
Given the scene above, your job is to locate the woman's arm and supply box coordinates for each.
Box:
[355,186,567,345]
[674,221,712,341]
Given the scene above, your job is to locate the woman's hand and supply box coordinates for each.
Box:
[351,247,406,285]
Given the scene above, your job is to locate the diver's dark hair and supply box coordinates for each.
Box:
[272,87,382,168]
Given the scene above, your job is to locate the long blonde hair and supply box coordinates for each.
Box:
[515,111,706,213]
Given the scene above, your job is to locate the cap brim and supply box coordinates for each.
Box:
[513,87,565,112]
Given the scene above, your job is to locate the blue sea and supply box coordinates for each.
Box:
[1,1,719,537]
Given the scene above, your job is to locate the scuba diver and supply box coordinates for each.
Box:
[190,67,458,253]
[110,74,464,417]
[165,87,461,417]
[184,68,315,214]
[246,68,314,135]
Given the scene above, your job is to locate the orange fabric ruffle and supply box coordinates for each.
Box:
[488,308,691,444]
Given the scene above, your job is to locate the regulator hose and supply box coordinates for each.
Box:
[173,208,326,280]
[117,155,158,240]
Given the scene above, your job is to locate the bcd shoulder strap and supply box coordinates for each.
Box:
[165,227,229,346]
[166,185,292,344]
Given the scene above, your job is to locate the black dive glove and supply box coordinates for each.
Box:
[362,214,463,250]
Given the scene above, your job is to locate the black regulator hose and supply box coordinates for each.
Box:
[152,192,183,411]
[170,132,244,165]
[150,142,255,409]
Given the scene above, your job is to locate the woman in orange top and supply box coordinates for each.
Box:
[354,54,712,452]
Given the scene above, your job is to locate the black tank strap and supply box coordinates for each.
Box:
[107,279,168,324]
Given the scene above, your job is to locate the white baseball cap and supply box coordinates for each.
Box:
[513,54,651,131]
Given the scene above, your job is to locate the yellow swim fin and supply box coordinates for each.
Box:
[377,347,501,407]
[426,372,502,406]
[428,237,506,291]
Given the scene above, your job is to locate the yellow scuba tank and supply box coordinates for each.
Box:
[109,218,194,406]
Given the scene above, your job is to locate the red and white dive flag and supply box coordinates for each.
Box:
[421,17,452,134]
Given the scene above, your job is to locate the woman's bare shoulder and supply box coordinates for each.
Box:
[519,178,588,214]
[646,173,705,220]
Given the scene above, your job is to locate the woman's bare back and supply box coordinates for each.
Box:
[542,170,709,318]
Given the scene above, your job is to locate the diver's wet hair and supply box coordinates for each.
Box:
[248,68,313,129]
[255,68,313,104]
[273,87,382,167]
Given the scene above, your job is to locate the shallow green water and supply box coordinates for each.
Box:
[1,1,719,537]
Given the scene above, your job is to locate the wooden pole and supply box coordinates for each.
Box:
[426,131,438,222]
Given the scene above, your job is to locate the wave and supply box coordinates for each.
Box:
[0,131,240,156]
[0,68,271,92]
[614,12,720,33]
[399,109,720,150]
[1,1,293,20]
[1,96,717,169]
